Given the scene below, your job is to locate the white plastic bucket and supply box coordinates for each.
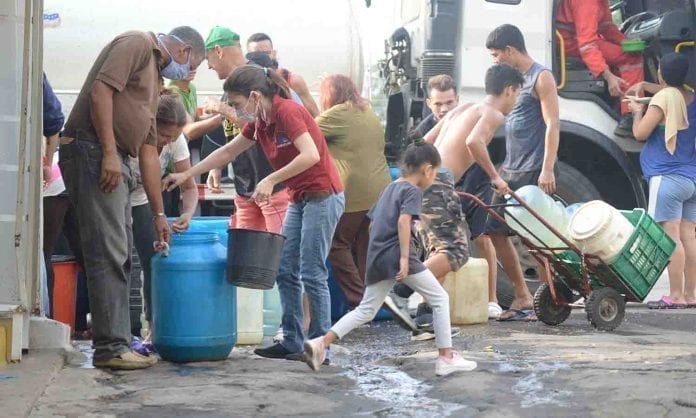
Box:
[569,201,635,263]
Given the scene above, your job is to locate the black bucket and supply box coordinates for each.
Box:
[227,228,286,289]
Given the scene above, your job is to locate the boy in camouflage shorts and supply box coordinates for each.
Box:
[420,169,470,274]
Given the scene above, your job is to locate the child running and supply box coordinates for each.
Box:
[303,142,477,376]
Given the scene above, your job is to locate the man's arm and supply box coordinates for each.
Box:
[465,111,509,193]
[139,143,170,244]
[290,74,320,117]
[183,115,223,142]
[90,80,122,193]
[536,70,560,194]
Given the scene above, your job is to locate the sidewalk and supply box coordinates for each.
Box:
[0,350,65,417]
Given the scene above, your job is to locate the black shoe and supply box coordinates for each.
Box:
[285,351,330,365]
[411,326,460,342]
[254,343,293,359]
[614,114,634,138]
[383,295,418,331]
[415,303,434,329]
[393,282,415,299]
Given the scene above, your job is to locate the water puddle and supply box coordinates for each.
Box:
[333,324,468,417]
[498,361,572,408]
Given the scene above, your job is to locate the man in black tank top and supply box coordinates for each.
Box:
[484,25,561,322]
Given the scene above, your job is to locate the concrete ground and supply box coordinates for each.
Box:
[4,275,696,417]
[2,303,692,418]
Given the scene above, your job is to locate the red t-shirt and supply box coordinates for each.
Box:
[241,95,343,202]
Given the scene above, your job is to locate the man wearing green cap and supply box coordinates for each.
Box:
[205,26,247,80]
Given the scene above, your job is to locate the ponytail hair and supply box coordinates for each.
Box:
[223,65,291,100]
[157,89,188,127]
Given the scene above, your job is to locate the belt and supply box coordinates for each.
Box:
[295,190,332,203]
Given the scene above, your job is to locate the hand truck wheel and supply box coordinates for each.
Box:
[533,280,574,326]
[585,287,626,331]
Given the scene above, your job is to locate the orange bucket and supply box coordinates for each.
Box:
[51,257,78,332]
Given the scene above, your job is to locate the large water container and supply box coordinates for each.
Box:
[263,285,282,337]
[505,185,571,251]
[442,258,489,325]
[569,200,635,263]
[152,232,236,362]
[181,216,267,345]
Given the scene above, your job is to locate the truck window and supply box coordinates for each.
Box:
[401,0,420,22]
[485,0,522,4]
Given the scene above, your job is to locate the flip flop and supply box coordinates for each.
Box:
[497,309,536,322]
[646,296,687,310]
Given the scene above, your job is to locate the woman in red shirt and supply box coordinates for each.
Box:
[164,65,344,360]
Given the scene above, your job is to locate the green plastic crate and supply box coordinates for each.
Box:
[555,209,675,301]
[612,209,676,299]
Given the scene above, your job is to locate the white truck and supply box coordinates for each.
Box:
[373,0,696,305]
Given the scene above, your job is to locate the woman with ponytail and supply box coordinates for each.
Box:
[131,90,198,345]
[164,65,344,361]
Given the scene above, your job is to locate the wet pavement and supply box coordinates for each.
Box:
[29,306,696,417]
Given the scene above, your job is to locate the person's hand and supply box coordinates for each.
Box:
[538,169,556,194]
[626,96,646,114]
[396,256,409,281]
[171,213,192,233]
[100,151,122,193]
[185,70,197,82]
[251,177,276,203]
[603,70,628,97]
[206,168,222,193]
[153,216,171,248]
[162,171,190,192]
[624,82,644,97]
[491,177,511,195]
[42,164,52,185]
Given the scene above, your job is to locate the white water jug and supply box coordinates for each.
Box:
[569,200,634,263]
[442,258,488,325]
[504,185,571,251]
[236,287,264,345]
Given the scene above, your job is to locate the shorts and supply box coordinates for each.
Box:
[455,164,494,239]
[420,170,469,272]
[484,167,549,235]
[648,174,696,223]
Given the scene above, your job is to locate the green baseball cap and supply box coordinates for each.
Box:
[205,26,240,50]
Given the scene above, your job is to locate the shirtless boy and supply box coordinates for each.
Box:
[419,64,524,286]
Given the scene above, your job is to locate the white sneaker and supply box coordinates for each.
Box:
[488,302,503,320]
[411,327,460,342]
[303,337,326,371]
[435,351,477,376]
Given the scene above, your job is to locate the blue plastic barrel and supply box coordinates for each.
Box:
[152,232,236,362]
[181,216,230,246]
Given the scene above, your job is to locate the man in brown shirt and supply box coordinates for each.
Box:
[59,26,205,370]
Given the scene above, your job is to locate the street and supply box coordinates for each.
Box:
[26,304,696,417]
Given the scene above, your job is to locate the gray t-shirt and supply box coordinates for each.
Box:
[366,181,426,285]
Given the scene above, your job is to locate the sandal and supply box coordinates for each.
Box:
[646,296,687,310]
[497,309,536,322]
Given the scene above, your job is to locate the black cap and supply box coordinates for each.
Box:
[245,51,279,70]
[660,52,690,87]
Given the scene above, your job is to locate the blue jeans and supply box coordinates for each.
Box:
[277,193,345,353]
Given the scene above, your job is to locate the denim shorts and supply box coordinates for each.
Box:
[648,174,696,223]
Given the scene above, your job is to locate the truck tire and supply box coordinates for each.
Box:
[489,161,600,309]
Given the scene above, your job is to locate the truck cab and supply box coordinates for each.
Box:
[378,0,696,305]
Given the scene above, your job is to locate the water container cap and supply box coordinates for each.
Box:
[569,201,613,240]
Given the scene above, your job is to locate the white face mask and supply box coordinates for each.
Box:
[235,96,257,123]
[158,34,191,80]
